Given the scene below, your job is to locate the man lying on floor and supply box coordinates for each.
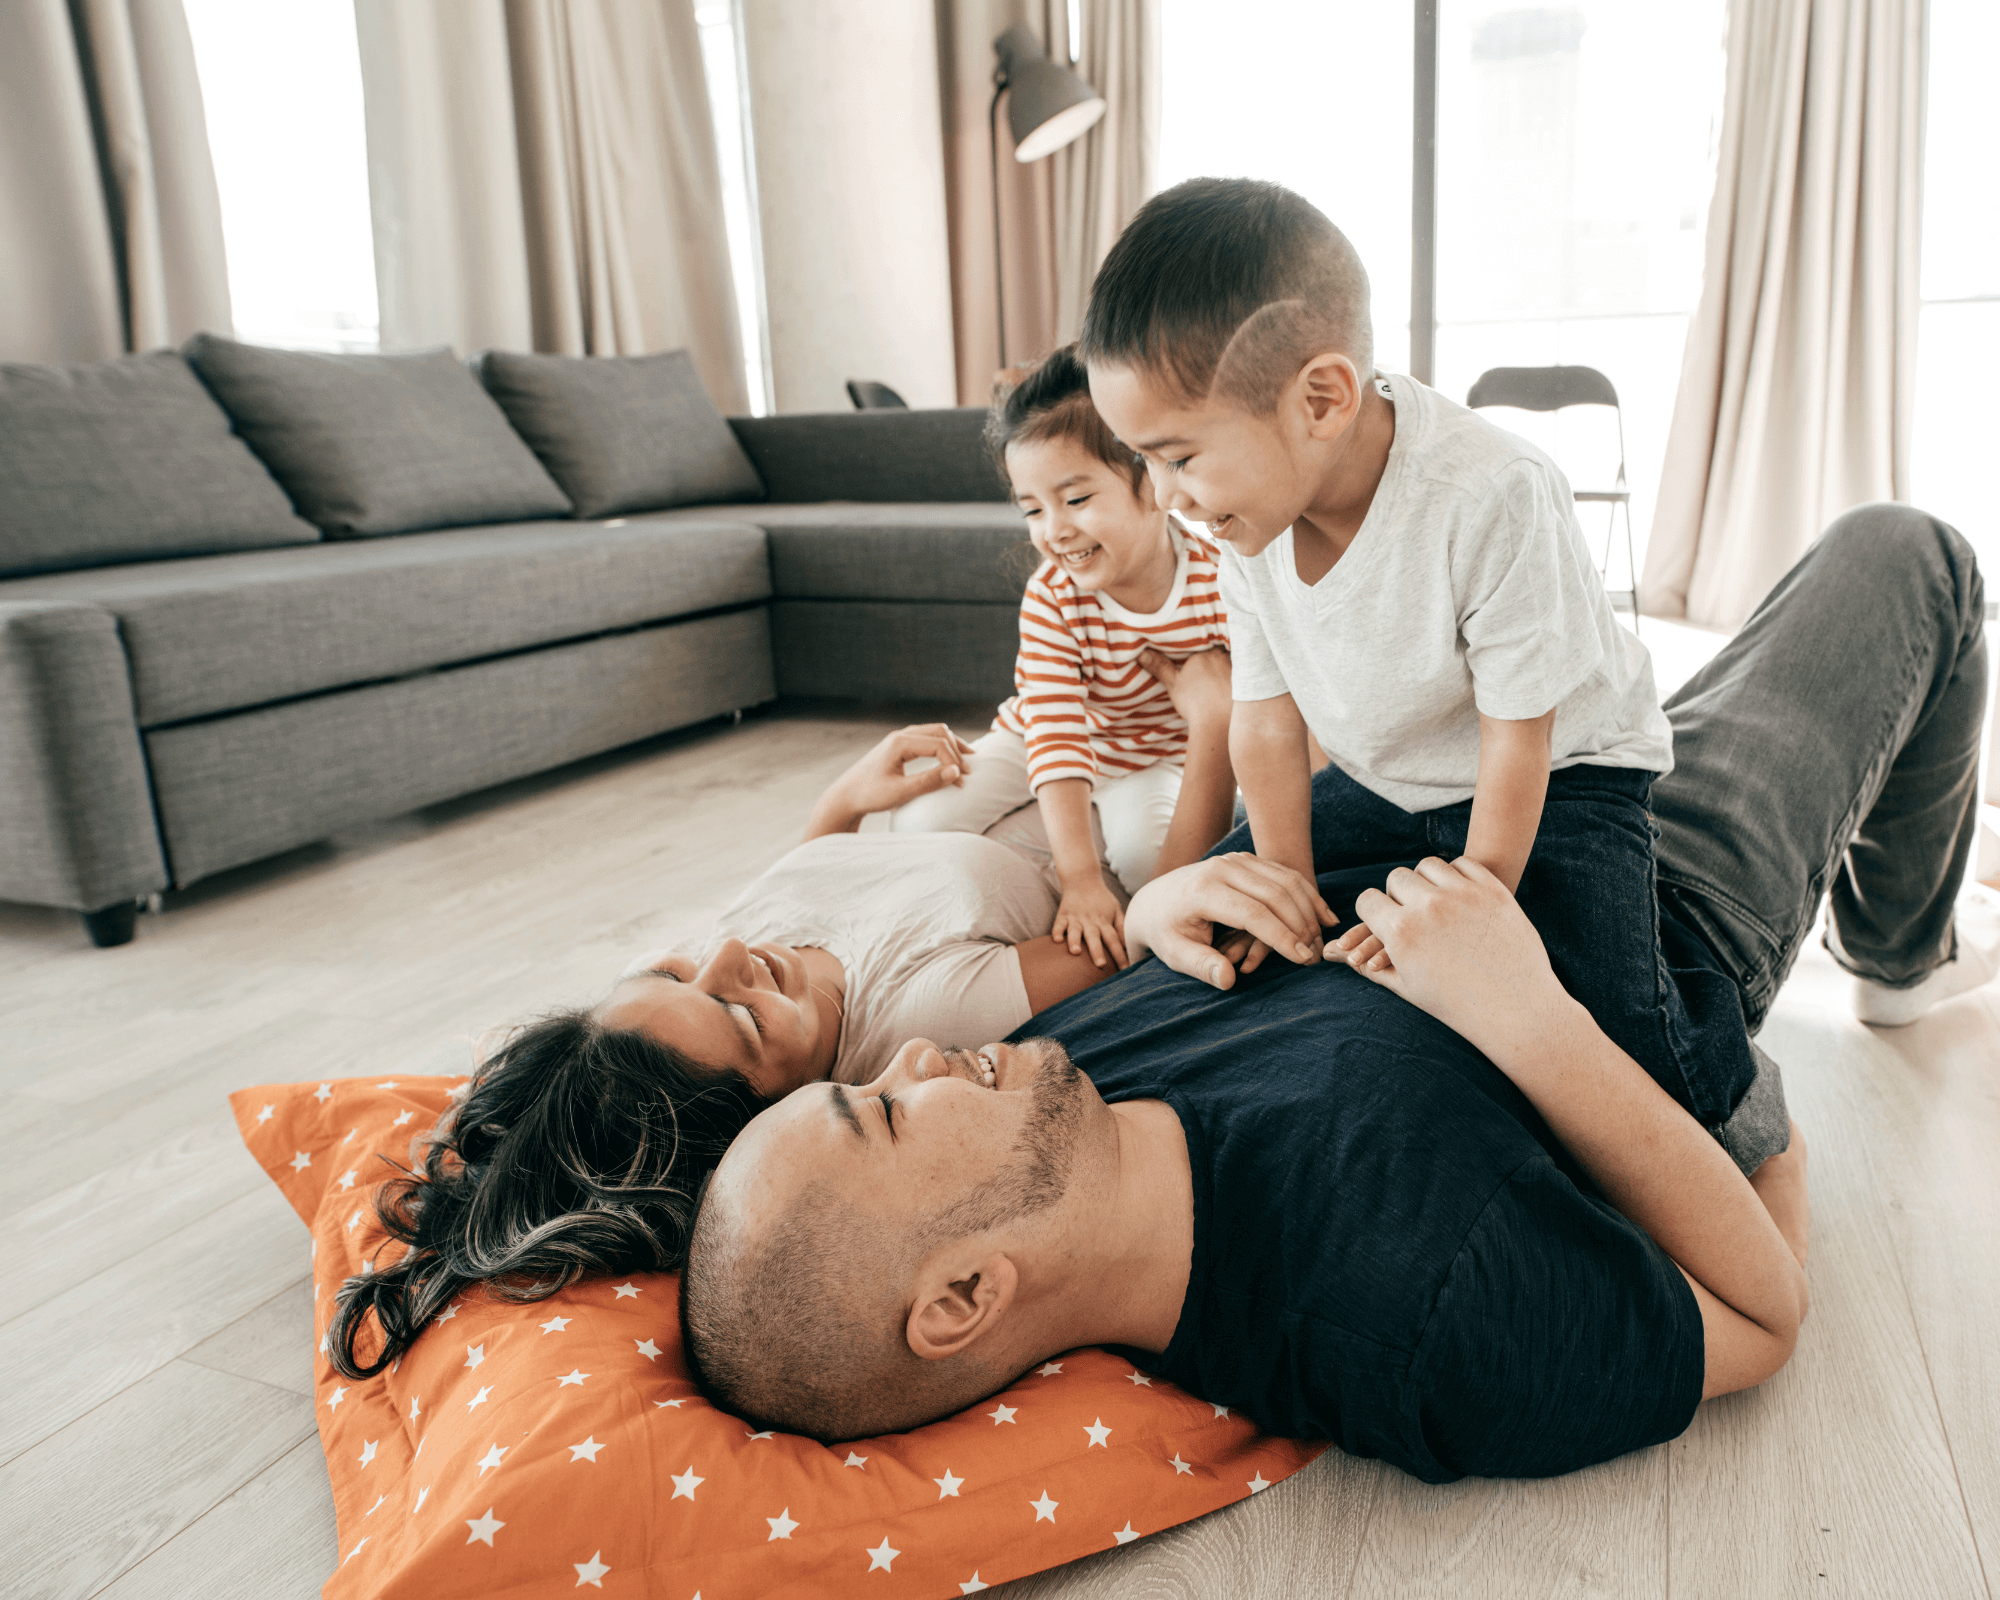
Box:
[679,505,1988,1482]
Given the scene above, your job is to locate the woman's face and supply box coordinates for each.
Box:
[594,937,831,1099]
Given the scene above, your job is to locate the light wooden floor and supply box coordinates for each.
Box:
[2,676,1997,1599]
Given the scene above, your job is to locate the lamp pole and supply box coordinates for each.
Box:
[990,78,1010,371]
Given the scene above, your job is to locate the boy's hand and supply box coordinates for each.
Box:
[1052,877,1130,970]
[1138,645,1232,728]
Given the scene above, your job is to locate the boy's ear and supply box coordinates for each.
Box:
[1294,351,1365,439]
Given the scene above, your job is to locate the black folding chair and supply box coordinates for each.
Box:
[1466,365,1636,628]
[845,379,909,410]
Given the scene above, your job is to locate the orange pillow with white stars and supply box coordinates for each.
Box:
[232,1074,1323,1598]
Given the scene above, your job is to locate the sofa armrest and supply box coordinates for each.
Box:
[726,408,1009,505]
[0,602,168,911]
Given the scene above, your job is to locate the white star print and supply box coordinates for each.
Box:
[344,1536,367,1563]
[392,1109,414,1127]
[1084,1417,1112,1448]
[289,1151,311,1172]
[866,1536,900,1572]
[988,1402,1017,1425]
[745,1429,775,1441]
[656,1398,688,1409]
[313,1083,332,1103]
[375,1080,399,1090]
[557,1369,589,1386]
[346,1211,362,1233]
[1031,1490,1059,1523]
[337,1168,357,1191]
[766,1508,799,1541]
[573,1551,610,1587]
[568,1437,603,1462]
[1037,1361,1063,1377]
[255,1104,274,1124]
[358,1440,377,1466]
[412,1486,430,1512]
[540,1316,570,1334]
[1169,1453,1193,1475]
[635,1338,660,1360]
[1247,1472,1271,1493]
[476,1445,507,1475]
[326,1386,348,1410]
[465,1507,504,1546]
[365,1495,386,1516]
[670,1465,703,1500]
[341,1128,357,1145]
[466,1386,492,1412]
[1126,1369,1153,1386]
[935,1468,963,1498]
[613,1282,640,1299]
[844,1451,868,1468]
[409,1396,421,1421]
[414,1436,425,1457]
[361,1259,373,1276]
[960,1576,991,1595]
[465,1344,485,1370]
[1113,1521,1140,1545]
[435,1303,459,1325]
[1210,1403,1230,1418]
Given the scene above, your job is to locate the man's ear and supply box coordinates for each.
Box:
[1293,351,1364,439]
[906,1250,1019,1362]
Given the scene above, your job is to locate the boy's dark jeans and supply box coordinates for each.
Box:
[1211,503,1988,1175]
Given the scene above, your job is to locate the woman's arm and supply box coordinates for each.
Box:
[1136,647,1238,881]
[804,725,976,840]
[1347,857,1810,1397]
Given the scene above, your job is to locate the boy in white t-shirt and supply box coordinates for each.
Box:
[1083,180,1756,1128]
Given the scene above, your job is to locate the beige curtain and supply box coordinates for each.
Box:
[355,0,747,412]
[935,0,1159,403]
[1641,0,1925,629]
[0,0,230,362]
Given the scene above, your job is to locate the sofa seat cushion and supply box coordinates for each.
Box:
[477,348,764,518]
[184,335,574,537]
[0,351,320,578]
[0,519,770,726]
[632,503,1031,604]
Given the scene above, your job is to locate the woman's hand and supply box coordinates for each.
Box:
[1138,645,1232,729]
[1342,856,1569,1055]
[1124,853,1337,989]
[805,724,976,839]
[1052,876,1130,970]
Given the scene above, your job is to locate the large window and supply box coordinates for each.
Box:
[183,0,378,352]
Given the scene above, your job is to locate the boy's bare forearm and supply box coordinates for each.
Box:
[1037,777,1102,884]
[1231,697,1316,881]
[1150,706,1237,881]
[1465,711,1554,892]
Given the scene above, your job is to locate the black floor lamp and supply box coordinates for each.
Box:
[989,22,1106,370]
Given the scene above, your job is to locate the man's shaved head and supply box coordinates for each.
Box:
[678,1043,1089,1441]
[1079,177,1373,411]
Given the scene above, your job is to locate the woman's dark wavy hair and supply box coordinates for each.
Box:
[326,1008,767,1379]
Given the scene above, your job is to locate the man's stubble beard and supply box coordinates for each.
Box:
[927,1039,1086,1244]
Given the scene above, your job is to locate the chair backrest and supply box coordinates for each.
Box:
[846,379,910,411]
[1465,364,1619,413]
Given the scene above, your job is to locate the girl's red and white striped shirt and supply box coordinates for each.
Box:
[996,520,1230,791]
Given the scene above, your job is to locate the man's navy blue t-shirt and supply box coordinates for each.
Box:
[1017,954,1704,1484]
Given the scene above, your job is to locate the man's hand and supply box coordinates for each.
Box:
[1137,645,1231,729]
[805,724,975,838]
[1052,876,1130,969]
[1343,856,1570,1054]
[1124,854,1338,989]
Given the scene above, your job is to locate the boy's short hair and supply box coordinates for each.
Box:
[1079,178,1373,412]
[985,344,1145,493]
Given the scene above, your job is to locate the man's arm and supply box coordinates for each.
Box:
[1349,857,1809,1397]
[1464,709,1554,893]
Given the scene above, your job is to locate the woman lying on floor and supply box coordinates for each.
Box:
[324,659,1226,1378]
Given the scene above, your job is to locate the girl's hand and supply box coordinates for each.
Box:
[807,724,976,837]
[1052,877,1131,970]
[1138,646,1232,729]
[1124,853,1337,989]
[1330,920,1391,974]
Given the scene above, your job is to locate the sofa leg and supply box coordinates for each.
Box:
[82,901,139,948]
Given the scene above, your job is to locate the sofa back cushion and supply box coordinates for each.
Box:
[0,352,320,578]
[184,334,573,537]
[475,348,764,518]
[727,407,1009,504]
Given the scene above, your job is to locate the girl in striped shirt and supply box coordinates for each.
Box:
[891,346,1238,969]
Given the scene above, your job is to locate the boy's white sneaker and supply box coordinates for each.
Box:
[1850,886,2000,1027]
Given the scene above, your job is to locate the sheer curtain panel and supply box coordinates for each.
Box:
[0,0,231,362]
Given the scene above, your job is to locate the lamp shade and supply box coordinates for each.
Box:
[994,23,1106,162]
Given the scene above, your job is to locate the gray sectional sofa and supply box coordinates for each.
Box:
[0,339,1028,947]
